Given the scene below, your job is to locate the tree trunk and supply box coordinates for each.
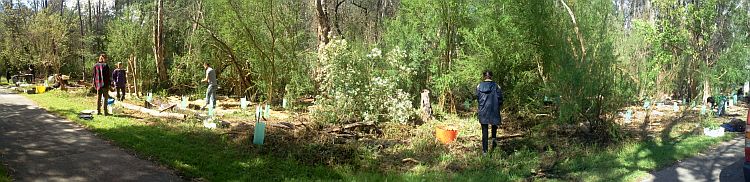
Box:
[77,0,85,81]
[127,54,141,97]
[135,55,141,97]
[153,0,168,84]
[316,0,331,47]
[88,0,92,31]
[559,0,586,63]
[97,0,102,39]
[703,79,711,105]
[268,0,276,104]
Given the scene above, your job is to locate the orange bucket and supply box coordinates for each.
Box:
[435,125,459,144]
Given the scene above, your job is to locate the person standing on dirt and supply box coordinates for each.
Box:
[3,62,10,83]
[93,54,112,116]
[27,64,35,83]
[7,65,15,84]
[201,62,218,110]
[476,70,503,156]
[112,62,127,101]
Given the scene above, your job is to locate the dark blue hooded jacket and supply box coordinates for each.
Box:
[477,80,503,125]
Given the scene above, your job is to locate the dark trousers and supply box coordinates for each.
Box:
[115,87,126,101]
[481,124,498,153]
[96,87,109,115]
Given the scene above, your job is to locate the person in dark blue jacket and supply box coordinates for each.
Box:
[476,70,503,155]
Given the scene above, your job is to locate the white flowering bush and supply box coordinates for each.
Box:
[313,39,417,124]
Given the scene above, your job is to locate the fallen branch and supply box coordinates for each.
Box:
[158,104,177,112]
[324,122,376,133]
[120,102,186,120]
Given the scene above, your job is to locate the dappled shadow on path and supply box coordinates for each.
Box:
[546,111,740,181]
[643,109,746,182]
[0,100,182,181]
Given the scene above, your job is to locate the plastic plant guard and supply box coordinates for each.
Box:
[253,121,266,145]
[282,98,287,109]
[208,107,215,117]
[265,103,270,118]
[625,110,632,122]
[241,98,248,110]
[643,100,650,109]
[691,101,696,108]
[146,93,153,102]
[256,106,262,121]
[181,96,188,109]
[106,97,114,113]
[733,95,738,104]
[701,105,707,115]
[673,103,678,112]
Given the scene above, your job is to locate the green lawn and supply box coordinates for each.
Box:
[23,90,735,181]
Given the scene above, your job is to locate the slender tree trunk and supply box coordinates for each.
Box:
[98,0,102,33]
[559,0,586,63]
[267,0,277,103]
[61,0,64,17]
[153,0,168,84]
[186,0,201,58]
[135,55,140,97]
[88,0,92,31]
[128,54,139,97]
[77,0,85,80]
[703,79,710,104]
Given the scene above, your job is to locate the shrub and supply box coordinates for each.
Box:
[312,39,416,124]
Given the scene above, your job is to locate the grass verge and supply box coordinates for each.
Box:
[22,90,737,181]
[0,164,10,182]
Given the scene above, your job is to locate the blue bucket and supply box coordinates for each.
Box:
[107,98,115,104]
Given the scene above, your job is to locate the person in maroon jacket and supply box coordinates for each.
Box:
[112,62,127,101]
[93,54,111,116]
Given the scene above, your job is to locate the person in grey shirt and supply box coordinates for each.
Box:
[202,62,218,110]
